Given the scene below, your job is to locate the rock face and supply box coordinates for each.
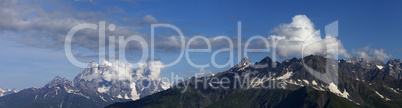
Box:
[384,59,402,79]
[347,57,385,69]
[0,60,170,108]
[45,76,72,88]
[107,55,402,108]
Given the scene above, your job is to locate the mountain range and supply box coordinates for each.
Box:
[0,88,18,97]
[0,60,169,108]
[107,55,402,108]
[1,55,402,108]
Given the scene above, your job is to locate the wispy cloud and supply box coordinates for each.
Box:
[397,48,402,53]
[0,1,351,61]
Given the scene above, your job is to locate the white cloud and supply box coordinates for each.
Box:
[186,68,214,77]
[198,68,213,74]
[352,46,391,61]
[80,60,165,82]
[143,15,158,23]
[271,15,318,42]
[268,15,350,58]
[147,61,165,80]
[135,60,165,80]
[81,60,134,82]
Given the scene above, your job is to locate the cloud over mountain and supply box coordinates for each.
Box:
[267,15,350,58]
[135,60,165,80]
[81,60,165,82]
[352,46,392,61]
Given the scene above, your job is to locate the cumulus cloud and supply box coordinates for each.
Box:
[134,60,165,80]
[352,46,391,61]
[146,61,165,80]
[80,60,134,82]
[100,60,134,81]
[267,15,350,58]
[151,15,351,59]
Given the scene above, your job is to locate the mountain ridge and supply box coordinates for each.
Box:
[0,60,169,108]
[107,55,402,108]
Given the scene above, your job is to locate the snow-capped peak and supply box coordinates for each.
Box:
[74,60,169,101]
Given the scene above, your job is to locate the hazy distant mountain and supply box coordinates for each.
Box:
[0,60,170,108]
[0,88,18,97]
[107,55,402,108]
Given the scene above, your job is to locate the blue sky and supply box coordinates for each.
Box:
[0,0,401,89]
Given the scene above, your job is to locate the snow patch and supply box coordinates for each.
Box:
[100,95,107,102]
[124,94,130,99]
[208,83,213,87]
[302,80,309,85]
[386,98,391,101]
[64,86,79,94]
[130,82,140,100]
[276,71,294,80]
[160,81,170,90]
[97,85,111,93]
[389,87,399,94]
[312,80,317,85]
[313,86,325,91]
[117,94,123,99]
[285,79,303,86]
[328,83,349,99]
[375,91,384,98]
[375,91,391,101]
[376,65,383,69]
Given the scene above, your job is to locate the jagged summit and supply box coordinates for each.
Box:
[238,57,253,67]
[106,55,402,108]
[230,57,254,71]
[346,57,385,70]
[384,59,402,79]
[45,76,72,87]
[348,57,384,64]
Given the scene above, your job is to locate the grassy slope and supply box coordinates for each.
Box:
[106,87,358,108]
